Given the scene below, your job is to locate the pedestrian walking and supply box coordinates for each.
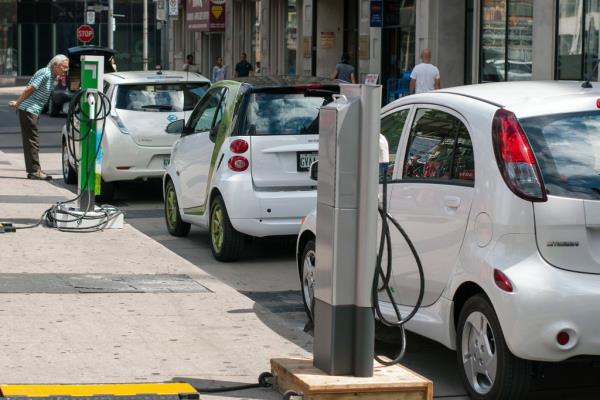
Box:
[234,52,253,78]
[212,56,227,82]
[409,48,441,94]
[8,54,69,180]
[331,54,356,83]
[182,54,199,73]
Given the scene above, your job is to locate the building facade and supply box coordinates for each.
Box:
[0,0,162,77]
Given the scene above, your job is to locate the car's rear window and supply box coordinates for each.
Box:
[115,83,209,112]
[242,92,329,135]
[520,111,600,200]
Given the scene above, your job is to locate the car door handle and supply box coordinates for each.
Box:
[443,196,461,209]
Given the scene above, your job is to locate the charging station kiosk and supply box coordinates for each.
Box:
[79,55,104,212]
[313,84,381,377]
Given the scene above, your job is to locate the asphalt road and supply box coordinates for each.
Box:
[1,86,599,399]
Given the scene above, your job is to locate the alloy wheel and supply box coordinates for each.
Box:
[211,204,224,253]
[165,187,178,229]
[461,311,498,395]
[302,246,316,317]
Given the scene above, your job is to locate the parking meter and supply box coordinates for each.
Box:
[313,85,382,377]
[79,55,104,211]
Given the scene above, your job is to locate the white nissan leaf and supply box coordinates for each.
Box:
[61,70,210,199]
[297,81,600,399]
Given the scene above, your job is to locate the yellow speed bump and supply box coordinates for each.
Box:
[0,383,198,398]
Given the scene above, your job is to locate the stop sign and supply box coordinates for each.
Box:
[77,25,94,43]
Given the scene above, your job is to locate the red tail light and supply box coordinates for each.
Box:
[493,269,513,293]
[492,109,547,202]
[228,156,249,172]
[230,139,248,154]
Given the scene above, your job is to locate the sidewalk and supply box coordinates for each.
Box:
[0,149,312,399]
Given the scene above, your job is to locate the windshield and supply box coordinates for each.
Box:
[242,92,329,135]
[520,111,600,200]
[115,83,209,112]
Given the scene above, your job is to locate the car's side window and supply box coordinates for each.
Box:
[381,108,410,181]
[452,124,475,182]
[187,89,223,134]
[403,108,474,185]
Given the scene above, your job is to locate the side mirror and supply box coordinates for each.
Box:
[166,119,185,134]
[310,161,318,181]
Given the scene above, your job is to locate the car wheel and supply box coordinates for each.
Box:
[164,179,190,237]
[300,238,316,321]
[95,179,115,203]
[62,140,77,184]
[456,295,531,400]
[209,195,244,262]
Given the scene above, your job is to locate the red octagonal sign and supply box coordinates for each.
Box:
[77,25,94,43]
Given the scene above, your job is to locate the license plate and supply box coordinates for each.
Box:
[163,158,170,168]
[297,152,318,172]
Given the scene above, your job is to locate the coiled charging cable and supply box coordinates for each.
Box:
[372,143,425,366]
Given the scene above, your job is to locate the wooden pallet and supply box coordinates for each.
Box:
[271,358,433,400]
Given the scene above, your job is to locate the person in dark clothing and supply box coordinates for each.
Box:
[235,52,253,77]
[331,53,356,83]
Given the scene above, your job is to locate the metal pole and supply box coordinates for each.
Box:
[143,0,148,70]
[108,0,114,49]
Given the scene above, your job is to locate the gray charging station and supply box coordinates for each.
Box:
[313,84,382,377]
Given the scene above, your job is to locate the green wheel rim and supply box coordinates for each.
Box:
[166,186,178,229]
[211,203,224,253]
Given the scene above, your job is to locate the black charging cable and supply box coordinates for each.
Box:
[372,163,425,366]
[191,371,273,394]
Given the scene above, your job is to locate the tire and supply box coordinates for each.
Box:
[164,179,190,237]
[95,179,115,203]
[300,238,316,321]
[456,295,531,400]
[209,195,244,262]
[62,140,77,184]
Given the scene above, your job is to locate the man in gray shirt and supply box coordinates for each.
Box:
[332,54,357,83]
[9,54,69,180]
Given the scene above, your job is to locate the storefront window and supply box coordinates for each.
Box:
[285,0,297,76]
[557,0,600,80]
[382,0,416,103]
[480,0,532,82]
[1,0,18,76]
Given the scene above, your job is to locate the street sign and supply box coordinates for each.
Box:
[86,11,96,25]
[77,25,95,43]
[156,0,166,21]
[168,0,178,17]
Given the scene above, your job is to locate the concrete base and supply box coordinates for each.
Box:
[271,358,433,400]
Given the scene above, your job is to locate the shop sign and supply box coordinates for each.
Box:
[169,0,179,18]
[187,0,225,32]
[319,32,335,49]
[370,0,383,28]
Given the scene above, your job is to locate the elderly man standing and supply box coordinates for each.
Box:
[8,54,69,180]
[409,48,441,95]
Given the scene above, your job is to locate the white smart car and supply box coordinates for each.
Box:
[61,70,210,198]
[297,81,600,399]
[163,78,339,261]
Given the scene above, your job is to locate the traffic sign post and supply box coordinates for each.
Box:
[77,25,95,44]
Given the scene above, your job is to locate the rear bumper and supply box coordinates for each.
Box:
[218,175,316,237]
[102,132,171,182]
[488,234,600,362]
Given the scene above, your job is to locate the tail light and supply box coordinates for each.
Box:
[110,110,129,134]
[228,156,249,172]
[493,269,513,293]
[230,139,249,154]
[492,109,546,202]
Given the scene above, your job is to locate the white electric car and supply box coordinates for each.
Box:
[297,81,600,400]
[163,77,339,262]
[61,70,210,198]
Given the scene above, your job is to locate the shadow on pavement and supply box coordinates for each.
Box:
[170,377,278,399]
